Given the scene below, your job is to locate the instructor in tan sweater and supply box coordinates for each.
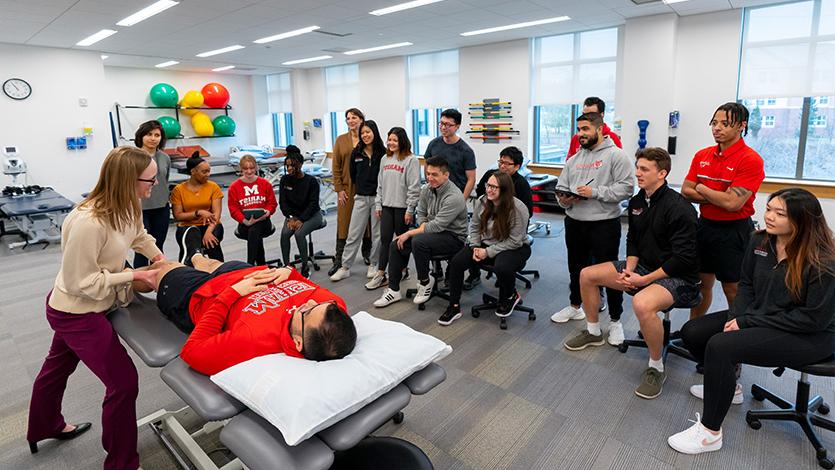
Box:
[329,107,372,275]
[27,146,163,470]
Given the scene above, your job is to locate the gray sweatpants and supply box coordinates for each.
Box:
[341,195,380,269]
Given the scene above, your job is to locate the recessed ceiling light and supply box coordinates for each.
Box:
[282,55,333,65]
[212,65,235,72]
[155,60,179,68]
[460,16,570,36]
[254,26,320,44]
[344,42,413,55]
[370,0,445,16]
[76,29,117,47]
[196,45,245,58]
[116,0,179,27]
[100,55,109,60]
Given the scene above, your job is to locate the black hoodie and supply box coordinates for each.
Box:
[349,146,384,196]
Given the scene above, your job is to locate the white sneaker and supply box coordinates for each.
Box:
[607,321,625,346]
[413,277,435,305]
[329,267,351,282]
[668,413,722,455]
[365,272,387,290]
[550,305,585,323]
[690,383,744,405]
[373,288,402,307]
[367,265,378,279]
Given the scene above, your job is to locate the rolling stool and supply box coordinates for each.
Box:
[234,220,276,265]
[617,294,702,363]
[405,254,451,311]
[471,263,536,330]
[288,217,335,273]
[484,236,540,288]
[330,436,433,470]
[746,353,835,469]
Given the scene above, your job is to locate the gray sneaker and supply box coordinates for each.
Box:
[635,367,667,399]
[563,330,605,351]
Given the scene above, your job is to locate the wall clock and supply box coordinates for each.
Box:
[3,78,32,100]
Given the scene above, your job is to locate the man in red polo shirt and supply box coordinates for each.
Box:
[682,102,765,320]
[150,256,356,375]
[566,97,622,160]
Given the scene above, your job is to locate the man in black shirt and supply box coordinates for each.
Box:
[562,148,699,400]
[465,146,533,290]
[423,109,477,199]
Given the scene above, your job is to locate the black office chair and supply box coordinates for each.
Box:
[286,216,335,273]
[405,253,452,311]
[471,263,537,330]
[617,293,702,363]
[746,354,835,469]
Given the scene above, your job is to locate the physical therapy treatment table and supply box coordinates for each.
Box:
[0,189,74,250]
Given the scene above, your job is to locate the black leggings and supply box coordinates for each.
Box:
[681,310,834,431]
[378,206,408,271]
[134,205,170,268]
[175,224,224,262]
[448,244,531,305]
[236,218,274,265]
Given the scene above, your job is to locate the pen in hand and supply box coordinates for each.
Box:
[585,178,595,185]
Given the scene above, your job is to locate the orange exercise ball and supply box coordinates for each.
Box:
[202,83,230,108]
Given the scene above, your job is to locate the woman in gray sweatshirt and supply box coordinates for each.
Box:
[441,171,531,326]
[367,127,421,289]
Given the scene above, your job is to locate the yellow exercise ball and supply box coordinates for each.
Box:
[191,112,214,136]
[179,90,204,116]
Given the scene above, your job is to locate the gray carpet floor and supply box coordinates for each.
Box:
[1,181,832,469]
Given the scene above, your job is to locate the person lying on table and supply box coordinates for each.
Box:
[138,255,356,375]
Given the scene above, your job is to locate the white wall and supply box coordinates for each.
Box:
[0,44,112,200]
[459,39,531,171]
[291,68,326,153]
[103,66,258,158]
[617,14,678,161]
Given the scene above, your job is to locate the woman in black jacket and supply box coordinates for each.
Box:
[668,188,835,455]
[278,148,322,276]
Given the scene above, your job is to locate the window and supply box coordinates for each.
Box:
[531,27,618,164]
[739,1,835,182]
[407,50,459,155]
[324,64,360,149]
[267,73,294,147]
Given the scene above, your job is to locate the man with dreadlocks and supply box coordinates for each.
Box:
[682,102,765,321]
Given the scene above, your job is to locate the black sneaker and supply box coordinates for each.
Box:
[301,264,311,278]
[438,304,462,326]
[179,226,204,267]
[327,262,342,276]
[496,291,521,317]
[463,273,481,291]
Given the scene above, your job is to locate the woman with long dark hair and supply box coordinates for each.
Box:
[440,171,531,326]
[330,120,386,282]
[366,127,421,290]
[27,146,163,470]
[668,188,835,455]
[170,155,225,263]
[133,120,171,267]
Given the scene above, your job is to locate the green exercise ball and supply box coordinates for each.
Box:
[212,115,236,136]
[149,83,179,107]
[157,116,181,138]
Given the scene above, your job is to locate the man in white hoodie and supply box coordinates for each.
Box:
[550,112,635,346]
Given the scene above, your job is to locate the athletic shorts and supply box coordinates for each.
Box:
[156,261,251,333]
[612,260,700,308]
[696,217,754,283]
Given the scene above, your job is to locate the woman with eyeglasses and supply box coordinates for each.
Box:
[170,154,225,263]
[227,155,277,266]
[329,107,373,276]
[278,146,323,277]
[440,171,531,326]
[366,127,421,290]
[668,188,835,455]
[133,120,172,268]
[330,120,385,282]
[27,146,163,470]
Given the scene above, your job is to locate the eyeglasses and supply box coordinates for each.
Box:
[485,183,500,191]
[497,159,516,167]
[439,121,457,128]
[137,176,157,184]
[297,300,336,352]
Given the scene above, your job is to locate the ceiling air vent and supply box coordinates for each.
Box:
[314,30,353,38]
[631,0,661,4]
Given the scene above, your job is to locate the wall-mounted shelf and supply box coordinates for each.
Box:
[113,103,234,142]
